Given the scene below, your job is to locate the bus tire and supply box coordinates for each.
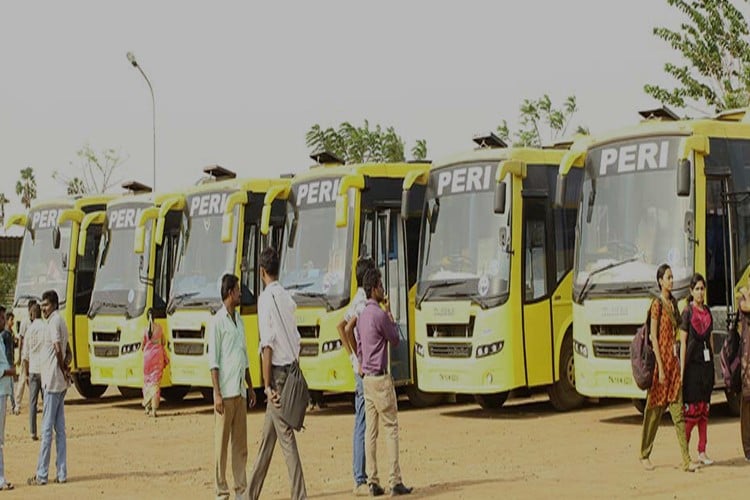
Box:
[632,398,646,414]
[73,372,107,399]
[405,384,445,408]
[162,385,191,402]
[474,392,509,410]
[118,386,142,399]
[547,334,585,411]
[725,390,741,417]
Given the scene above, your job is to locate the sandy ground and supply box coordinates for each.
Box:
[2,387,750,499]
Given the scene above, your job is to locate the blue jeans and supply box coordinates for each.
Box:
[353,374,366,485]
[28,373,42,437]
[36,390,67,483]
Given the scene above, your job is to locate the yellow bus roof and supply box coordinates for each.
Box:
[291,161,431,184]
[432,146,569,171]
[180,177,291,197]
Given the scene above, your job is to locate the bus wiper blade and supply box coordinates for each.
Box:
[168,291,201,314]
[285,282,315,291]
[294,291,336,312]
[88,300,126,319]
[14,294,41,307]
[576,257,639,303]
[416,280,463,308]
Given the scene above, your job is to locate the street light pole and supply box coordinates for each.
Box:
[126,52,156,191]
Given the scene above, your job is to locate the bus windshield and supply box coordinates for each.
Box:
[172,212,236,307]
[280,203,353,309]
[574,136,694,298]
[418,184,511,306]
[14,226,72,308]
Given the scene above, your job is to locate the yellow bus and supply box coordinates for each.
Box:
[403,134,585,410]
[167,166,289,397]
[86,182,188,400]
[278,153,431,403]
[6,193,115,398]
[556,106,748,413]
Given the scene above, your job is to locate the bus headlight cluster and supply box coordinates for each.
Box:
[415,343,424,357]
[476,341,504,358]
[573,339,589,358]
[121,343,141,355]
[321,340,342,353]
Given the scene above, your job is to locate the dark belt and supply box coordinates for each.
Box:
[272,364,292,372]
[364,370,386,377]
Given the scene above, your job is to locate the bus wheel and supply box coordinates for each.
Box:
[474,392,509,410]
[118,386,142,399]
[547,334,585,411]
[405,384,445,408]
[725,390,741,417]
[632,398,646,414]
[162,385,191,402]
[73,372,107,399]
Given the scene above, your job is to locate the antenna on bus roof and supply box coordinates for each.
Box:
[280,173,295,179]
[203,164,236,180]
[310,150,345,166]
[638,106,680,121]
[472,132,507,149]
[121,180,153,194]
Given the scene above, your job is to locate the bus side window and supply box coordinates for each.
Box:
[241,223,256,304]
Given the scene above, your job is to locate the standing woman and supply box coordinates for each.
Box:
[141,309,168,418]
[640,264,698,472]
[679,273,714,465]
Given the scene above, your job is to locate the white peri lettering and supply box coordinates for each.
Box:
[189,193,229,216]
[599,141,670,176]
[296,179,342,206]
[108,208,145,229]
[31,209,62,230]
[436,165,493,196]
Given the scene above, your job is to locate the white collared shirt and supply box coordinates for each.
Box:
[257,281,300,366]
[41,310,68,393]
[22,318,47,375]
[207,304,249,399]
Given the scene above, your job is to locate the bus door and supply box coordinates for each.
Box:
[376,209,410,384]
[521,196,555,386]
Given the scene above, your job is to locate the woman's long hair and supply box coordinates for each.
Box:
[147,308,154,340]
[686,272,706,304]
[656,263,679,325]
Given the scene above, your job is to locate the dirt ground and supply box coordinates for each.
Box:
[3,387,750,499]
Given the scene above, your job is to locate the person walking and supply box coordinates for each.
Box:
[22,303,45,441]
[678,273,714,465]
[28,290,70,486]
[0,311,17,415]
[737,275,750,461]
[337,257,376,496]
[141,309,168,418]
[0,305,16,490]
[357,268,412,496]
[14,300,37,416]
[640,264,697,472]
[247,247,306,500]
[209,274,256,500]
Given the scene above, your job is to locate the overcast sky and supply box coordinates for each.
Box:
[2,1,745,233]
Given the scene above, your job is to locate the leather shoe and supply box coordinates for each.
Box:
[390,483,413,496]
[369,483,385,496]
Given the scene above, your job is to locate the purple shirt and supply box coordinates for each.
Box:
[358,299,399,375]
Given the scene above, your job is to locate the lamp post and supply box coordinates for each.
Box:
[126,52,156,191]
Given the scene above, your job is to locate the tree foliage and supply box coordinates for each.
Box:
[496,95,588,147]
[53,144,128,195]
[645,0,750,113]
[0,263,17,305]
[15,167,37,210]
[411,139,428,161]
[306,120,427,163]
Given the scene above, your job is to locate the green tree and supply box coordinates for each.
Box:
[15,167,37,210]
[0,192,8,227]
[411,139,428,161]
[0,263,17,305]
[645,0,750,113]
[53,144,128,195]
[496,95,588,147]
[306,120,426,163]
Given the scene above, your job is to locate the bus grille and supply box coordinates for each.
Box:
[590,324,639,336]
[94,345,120,358]
[592,341,630,359]
[428,342,472,358]
[298,326,319,339]
[173,342,205,356]
[300,343,319,357]
[92,331,120,342]
[172,328,204,339]
[427,318,475,338]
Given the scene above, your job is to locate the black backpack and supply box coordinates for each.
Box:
[720,313,743,394]
[631,300,661,391]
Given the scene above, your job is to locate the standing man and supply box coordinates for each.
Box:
[22,303,45,441]
[28,290,69,486]
[358,268,412,496]
[0,311,17,416]
[248,247,306,500]
[0,305,17,490]
[337,257,375,496]
[209,274,256,500]
[14,300,36,416]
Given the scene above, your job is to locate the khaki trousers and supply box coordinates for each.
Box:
[215,395,248,500]
[14,369,25,408]
[247,366,306,500]
[640,391,691,469]
[741,397,750,459]
[363,374,402,488]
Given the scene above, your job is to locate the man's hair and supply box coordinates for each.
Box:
[30,303,42,321]
[221,274,240,300]
[42,290,59,309]
[355,257,376,287]
[259,247,280,277]
[363,268,382,299]
[27,299,37,311]
[0,305,5,316]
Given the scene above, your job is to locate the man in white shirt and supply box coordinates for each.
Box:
[14,299,37,415]
[247,247,306,500]
[22,303,45,441]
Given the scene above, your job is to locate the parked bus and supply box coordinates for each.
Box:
[6,193,115,398]
[402,134,584,410]
[86,182,187,399]
[167,166,288,397]
[279,152,434,405]
[555,106,749,413]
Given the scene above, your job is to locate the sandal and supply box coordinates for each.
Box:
[0,483,14,490]
[27,476,46,486]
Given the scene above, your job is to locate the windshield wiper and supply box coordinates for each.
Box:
[182,298,222,314]
[416,280,463,308]
[284,281,315,291]
[576,256,639,303]
[167,291,201,314]
[294,291,336,312]
[88,300,128,319]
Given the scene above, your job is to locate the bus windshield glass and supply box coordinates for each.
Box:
[574,136,694,298]
[14,224,72,308]
[417,163,511,306]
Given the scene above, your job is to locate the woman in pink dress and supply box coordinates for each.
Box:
[141,309,168,417]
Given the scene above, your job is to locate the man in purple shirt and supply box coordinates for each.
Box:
[357,268,412,497]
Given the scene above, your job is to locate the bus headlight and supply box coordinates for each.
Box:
[573,339,589,358]
[415,343,424,357]
[321,340,342,353]
[476,341,504,359]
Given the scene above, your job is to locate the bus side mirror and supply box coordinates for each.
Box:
[429,204,439,234]
[221,211,234,243]
[287,219,298,248]
[52,227,61,249]
[494,182,507,214]
[677,159,691,197]
[335,193,348,228]
[554,174,567,208]
[134,226,146,254]
[401,190,411,219]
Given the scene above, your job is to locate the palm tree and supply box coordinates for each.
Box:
[0,192,8,226]
[411,139,428,161]
[16,167,37,210]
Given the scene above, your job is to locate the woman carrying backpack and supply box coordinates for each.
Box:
[678,273,714,465]
[640,264,698,472]
[737,277,750,461]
